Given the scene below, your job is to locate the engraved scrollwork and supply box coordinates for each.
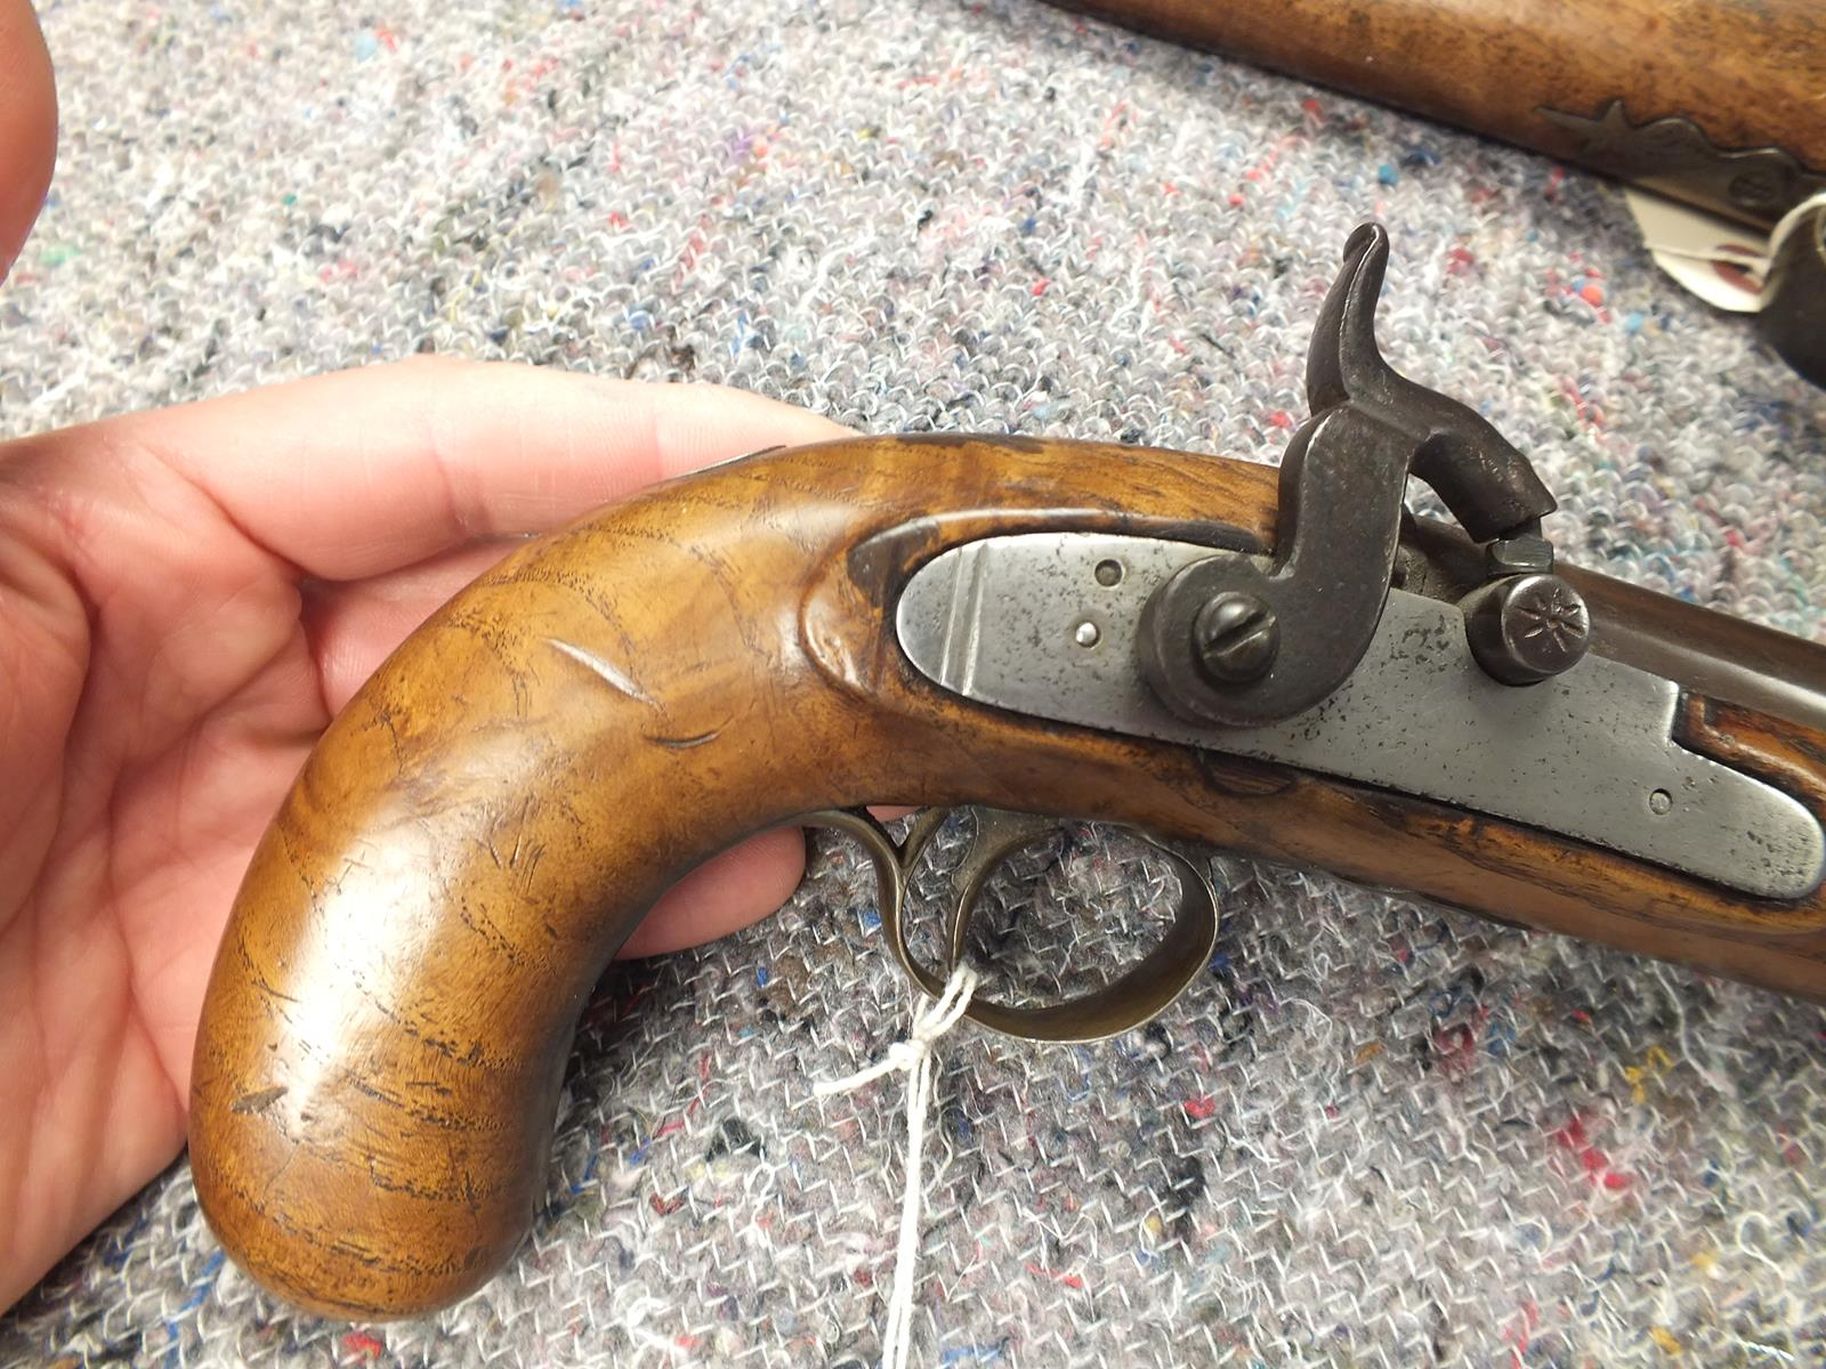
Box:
[1540,100,1826,222]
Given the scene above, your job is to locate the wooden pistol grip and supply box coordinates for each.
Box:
[190,435,1826,1320]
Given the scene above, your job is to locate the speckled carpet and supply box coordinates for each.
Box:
[2,0,1824,1364]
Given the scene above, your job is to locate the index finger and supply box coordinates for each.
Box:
[0,0,57,278]
[121,357,849,580]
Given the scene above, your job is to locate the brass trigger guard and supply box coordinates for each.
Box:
[804,806,1220,1042]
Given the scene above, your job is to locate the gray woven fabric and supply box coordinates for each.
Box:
[4,0,1825,1364]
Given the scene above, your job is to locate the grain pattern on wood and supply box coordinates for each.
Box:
[1048,0,1826,225]
[189,435,1826,1320]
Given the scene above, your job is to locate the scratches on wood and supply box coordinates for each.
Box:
[543,635,655,706]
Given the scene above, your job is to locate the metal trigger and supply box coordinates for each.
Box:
[803,806,1220,1043]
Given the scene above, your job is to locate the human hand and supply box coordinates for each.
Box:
[0,358,847,1313]
[0,1,844,1311]
[0,0,54,283]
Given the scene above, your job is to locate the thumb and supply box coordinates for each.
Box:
[0,0,56,282]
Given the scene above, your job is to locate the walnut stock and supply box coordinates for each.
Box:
[1047,0,1826,227]
[189,436,1826,1319]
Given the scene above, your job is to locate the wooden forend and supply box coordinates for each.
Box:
[1050,0,1826,226]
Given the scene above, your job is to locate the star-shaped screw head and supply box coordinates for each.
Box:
[1464,573,1591,685]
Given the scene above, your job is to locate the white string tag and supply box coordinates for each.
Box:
[1622,187,1826,315]
[813,964,980,1369]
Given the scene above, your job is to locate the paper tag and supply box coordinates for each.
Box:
[1623,187,1772,313]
